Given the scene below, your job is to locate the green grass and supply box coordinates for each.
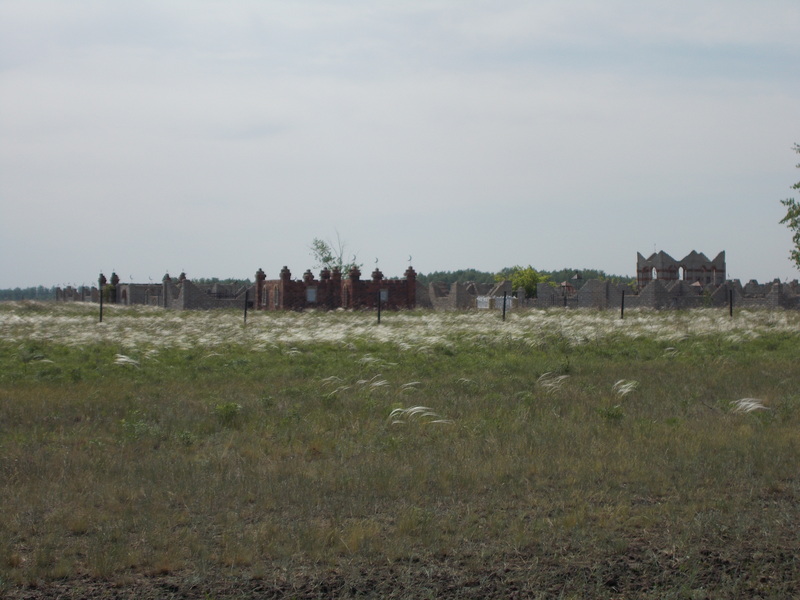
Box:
[1,302,799,598]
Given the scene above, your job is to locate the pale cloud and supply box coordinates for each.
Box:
[1,0,799,287]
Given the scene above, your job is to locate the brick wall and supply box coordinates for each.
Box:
[256,266,418,311]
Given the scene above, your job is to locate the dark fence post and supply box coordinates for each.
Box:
[502,292,507,321]
[99,288,103,323]
[620,290,625,319]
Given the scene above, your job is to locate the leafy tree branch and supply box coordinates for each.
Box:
[779,143,800,270]
[309,233,362,273]
[495,265,550,298]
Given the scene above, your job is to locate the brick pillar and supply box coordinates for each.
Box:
[347,266,361,308]
[332,267,342,309]
[109,272,120,303]
[162,273,171,309]
[255,268,266,309]
[404,266,417,309]
[278,266,291,310]
[319,268,332,309]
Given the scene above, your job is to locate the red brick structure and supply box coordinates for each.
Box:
[255,266,417,311]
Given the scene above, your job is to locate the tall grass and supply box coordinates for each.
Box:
[1,302,799,596]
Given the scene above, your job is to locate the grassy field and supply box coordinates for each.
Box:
[1,302,799,599]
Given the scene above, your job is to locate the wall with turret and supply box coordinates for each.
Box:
[255,266,419,311]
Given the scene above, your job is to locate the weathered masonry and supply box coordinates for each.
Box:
[60,249,800,311]
[533,250,800,310]
[255,266,418,311]
[97,272,252,310]
[81,267,419,311]
[535,276,800,310]
[637,250,726,288]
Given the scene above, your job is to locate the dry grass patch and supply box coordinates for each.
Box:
[1,303,800,597]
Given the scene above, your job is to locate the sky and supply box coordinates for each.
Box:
[1,0,799,289]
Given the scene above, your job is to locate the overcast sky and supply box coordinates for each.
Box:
[1,0,799,289]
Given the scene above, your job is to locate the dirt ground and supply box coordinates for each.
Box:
[6,539,798,600]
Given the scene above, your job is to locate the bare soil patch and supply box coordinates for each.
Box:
[7,536,799,599]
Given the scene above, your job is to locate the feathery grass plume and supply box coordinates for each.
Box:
[399,382,421,393]
[358,354,398,369]
[17,345,45,363]
[388,406,453,425]
[4,303,800,351]
[113,354,140,368]
[325,385,351,398]
[356,374,384,386]
[730,398,770,413]
[612,379,639,397]
[537,372,570,395]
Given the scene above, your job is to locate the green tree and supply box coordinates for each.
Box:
[309,233,361,273]
[779,143,800,270]
[495,265,549,298]
[193,277,252,287]
[0,286,56,301]
[102,284,116,303]
[416,269,496,286]
[540,268,634,288]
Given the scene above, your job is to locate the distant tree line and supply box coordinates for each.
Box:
[0,279,256,302]
[417,268,634,288]
[415,269,497,285]
[191,277,252,287]
[0,286,57,301]
[541,268,635,286]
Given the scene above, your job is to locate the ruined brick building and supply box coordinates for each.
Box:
[58,249,799,311]
[535,250,799,310]
[93,272,251,310]
[636,250,726,288]
[84,266,419,311]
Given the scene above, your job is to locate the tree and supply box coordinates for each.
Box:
[495,265,550,298]
[309,233,361,273]
[780,144,800,270]
[416,269,496,286]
